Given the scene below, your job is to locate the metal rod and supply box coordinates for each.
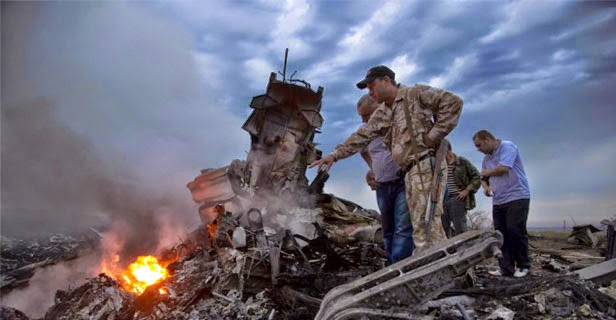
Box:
[282,48,289,81]
[456,303,472,320]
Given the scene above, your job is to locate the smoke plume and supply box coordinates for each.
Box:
[1,2,246,256]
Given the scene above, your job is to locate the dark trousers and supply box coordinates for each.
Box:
[376,178,414,264]
[493,198,531,275]
[442,196,468,238]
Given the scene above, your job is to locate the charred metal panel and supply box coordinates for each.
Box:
[574,259,616,286]
[315,230,504,320]
[250,94,278,110]
[187,166,236,204]
[187,160,246,206]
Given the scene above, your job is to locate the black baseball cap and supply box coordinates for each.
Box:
[356,65,395,89]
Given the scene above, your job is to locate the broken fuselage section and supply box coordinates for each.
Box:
[187,72,325,228]
[242,72,324,196]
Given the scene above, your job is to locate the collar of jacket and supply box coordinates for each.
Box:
[454,154,462,166]
[392,84,407,104]
[447,153,461,166]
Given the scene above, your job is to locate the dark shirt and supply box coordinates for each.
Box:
[449,155,481,210]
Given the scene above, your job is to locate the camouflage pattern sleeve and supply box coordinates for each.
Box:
[329,104,391,161]
[417,85,463,145]
[463,157,481,192]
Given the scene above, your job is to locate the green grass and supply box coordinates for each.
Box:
[529,229,608,244]
[529,230,570,240]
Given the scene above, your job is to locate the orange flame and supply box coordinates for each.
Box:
[120,256,168,295]
[207,222,217,241]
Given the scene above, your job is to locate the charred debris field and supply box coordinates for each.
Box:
[1,218,615,320]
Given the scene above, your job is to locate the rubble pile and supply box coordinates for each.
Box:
[44,274,134,319]
[0,306,29,320]
[442,269,616,319]
[2,221,615,319]
[0,204,384,320]
[35,248,276,320]
[1,231,100,293]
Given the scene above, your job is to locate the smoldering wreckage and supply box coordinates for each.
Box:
[2,65,616,320]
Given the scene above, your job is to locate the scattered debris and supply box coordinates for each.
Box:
[1,231,100,294]
[315,230,504,320]
[44,273,134,319]
[486,305,515,320]
[538,256,570,273]
[568,224,601,248]
[0,306,29,320]
[602,218,616,260]
[598,280,616,300]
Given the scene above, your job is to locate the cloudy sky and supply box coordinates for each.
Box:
[2,0,615,234]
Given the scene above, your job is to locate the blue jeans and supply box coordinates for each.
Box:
[376,178,414,264]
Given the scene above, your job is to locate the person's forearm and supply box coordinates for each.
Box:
[331,105,390,161]
[483,166,510,177]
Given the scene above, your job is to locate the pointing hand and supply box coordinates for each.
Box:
[309,154,335,173]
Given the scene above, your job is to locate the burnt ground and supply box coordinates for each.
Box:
[1,229,615,319]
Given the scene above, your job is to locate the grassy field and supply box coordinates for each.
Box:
[529,230,570,240]
[529,229,608,243]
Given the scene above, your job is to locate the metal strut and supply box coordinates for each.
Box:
[315,230,504,320]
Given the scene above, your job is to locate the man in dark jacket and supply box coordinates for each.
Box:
[442,144,481,237]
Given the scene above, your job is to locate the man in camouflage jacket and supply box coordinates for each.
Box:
[310,65,463,252]
[442,143,481,238]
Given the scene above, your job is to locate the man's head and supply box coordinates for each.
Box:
[472,129,498,154]
[357,94,378,123]
[356,65,397,104]
[446,141,455,160]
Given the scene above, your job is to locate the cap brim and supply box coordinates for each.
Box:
[356,76,373,89]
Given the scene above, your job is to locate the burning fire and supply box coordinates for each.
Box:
[207,221,217,240]
[120,255,168,295]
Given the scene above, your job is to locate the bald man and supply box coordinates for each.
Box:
[358,95,414,264]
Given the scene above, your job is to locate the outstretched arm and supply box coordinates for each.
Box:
[309,104,390,171]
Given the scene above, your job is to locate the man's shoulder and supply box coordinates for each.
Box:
[397,84,425,102]
[414,83,433,91]
[457,155,472,164]
[400,84,435,94]
[397,85,412,95]
[457,156,477,168]
[497,140,518,153]
[501,139,515,146]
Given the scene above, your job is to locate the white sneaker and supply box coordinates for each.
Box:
[488,269,503,276]
[514,268,529,278]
